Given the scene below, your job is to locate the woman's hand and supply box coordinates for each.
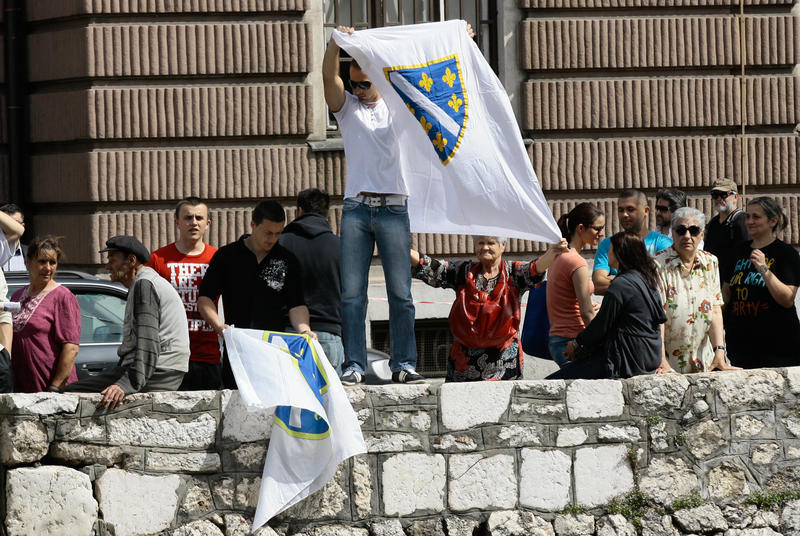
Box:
[708,349,741,372]
[655,358,673,374]
[535,238,569,273]
[750,249,768,273]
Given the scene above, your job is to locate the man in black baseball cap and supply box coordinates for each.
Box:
[66,234,189,407]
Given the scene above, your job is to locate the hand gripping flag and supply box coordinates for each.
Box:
[223,327,367,532]
[333,20,561,243]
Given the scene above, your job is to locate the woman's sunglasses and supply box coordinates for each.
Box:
[674,225,702,237]
[350,80,372,90]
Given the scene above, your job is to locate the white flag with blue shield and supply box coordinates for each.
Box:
[333,20,561,243]
[223,327,366,532]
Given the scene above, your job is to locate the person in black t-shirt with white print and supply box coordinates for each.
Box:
[722,196,800,369]
[198,200,317,389]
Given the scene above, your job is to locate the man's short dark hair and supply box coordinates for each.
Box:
[174,197,206,219]
[655,189,687,212]
[0,203,23,219]
[618,189,647,206]
[297,188,330,216]
[252,200,286,225]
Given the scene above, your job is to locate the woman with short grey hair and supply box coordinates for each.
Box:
[654,207,738,373]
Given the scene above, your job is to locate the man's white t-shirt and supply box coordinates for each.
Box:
[333,93,409,199]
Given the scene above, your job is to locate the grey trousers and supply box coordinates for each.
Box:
[64,367,185,393]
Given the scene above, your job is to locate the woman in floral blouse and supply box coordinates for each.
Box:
[411,236,567,381]
[654,207,739,373]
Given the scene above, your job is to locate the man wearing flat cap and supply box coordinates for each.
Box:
[65,235,190,408]
[704,178,749,277]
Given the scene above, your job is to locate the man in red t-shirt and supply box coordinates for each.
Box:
[148,197,220,390]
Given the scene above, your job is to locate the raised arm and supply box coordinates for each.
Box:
[323,26,353,113]
[0,210,24,245]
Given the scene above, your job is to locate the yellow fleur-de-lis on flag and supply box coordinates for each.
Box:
[448,94,463,113]
[420,116,433,134]
[419,72,434,92]
[432,132,448,152]
[442,68,456,88]
[406,103,415,115]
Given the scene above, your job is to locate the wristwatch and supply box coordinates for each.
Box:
[757,265,769,275]
[713,346,726,352]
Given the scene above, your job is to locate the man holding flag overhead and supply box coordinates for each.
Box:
[324,26,427,386]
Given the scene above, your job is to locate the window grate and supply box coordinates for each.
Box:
[370,318,452,377]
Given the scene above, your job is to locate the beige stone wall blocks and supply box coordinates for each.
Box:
[27,0,310,20]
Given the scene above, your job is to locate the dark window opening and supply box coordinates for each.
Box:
[370,318,453,377]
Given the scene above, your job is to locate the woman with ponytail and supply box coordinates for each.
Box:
[546,203,605,366]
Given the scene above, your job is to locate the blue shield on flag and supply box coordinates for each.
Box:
[384,54,468,165]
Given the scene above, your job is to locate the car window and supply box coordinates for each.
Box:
[73,291,127,344]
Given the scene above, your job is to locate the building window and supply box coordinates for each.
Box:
[371,318,453,377]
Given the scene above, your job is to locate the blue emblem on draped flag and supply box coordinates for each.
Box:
[263,331,330,440]
[384,54,468,165]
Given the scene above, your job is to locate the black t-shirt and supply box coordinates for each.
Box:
[723,239,800,368]
[704,210,749,268]
[199,236,305,331]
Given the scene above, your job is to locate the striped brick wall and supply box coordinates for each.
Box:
[521,0,800,251]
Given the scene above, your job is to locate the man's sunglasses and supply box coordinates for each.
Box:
[674,225,702,237]
[711,190,736,199]
[350,80,372,90]
[655,205,671,213]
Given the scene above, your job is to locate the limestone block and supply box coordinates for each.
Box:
[566,380,623,420]
[515,380,565,398]
[751,443,782,465]
[55,419,106,442]
[371,519,404,536]
[672,504,728,533]
[173,520,225,536]
[595,514,636,536]
[222,514,252,536]
[733,413,776,439]
[1,418,50,464]
[345,386,367,405]
[598,425,641,443]
[707,461,749,499]
[226,443,267,471]
[639,457,699,507]
[406,518,445,536]
[151,391,219,413]
[444,516,481,536]
[49,441,125,466]
[649,421,670,452]
[685,419,726,459]
[574,445,634,507]
[767,466,800,491]
[782,410,800,437]
[449,453,517,511]
[382,453,445,515]
[220,390,274,443]
[716,370,785,409]
[441,381,513,430]
[211,476,235,509]
[486,510,555,536]
[373,408,432,432]
[722,504,757,529]
[0,392,79,414]
[108,412,217,448]
[724,529,782,536]
[510,400,567,421]
[6,466,98,536]
[96,468,180,536]
[783,500,800,535]
[483,424,543,447]
[432,431,482,452]
[519,448,571,511]
[691,399,710,417]
[304,525,368,536]
[235,477,261,510]
[351,455,373,520]
[556,427,588,447]
[553,514,595,535]
[278,465,348,521]
[787,367,800,395]
[146,451,221,473]
[180,479,215,517]
[751,511,781,529]
[364,432,424,452]
[630,374,690,414]
[365,384,433,405]
[639,514,680,536]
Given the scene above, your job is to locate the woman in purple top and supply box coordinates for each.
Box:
[11,236,81,392]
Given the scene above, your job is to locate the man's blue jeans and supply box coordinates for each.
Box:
[340,199,417,374]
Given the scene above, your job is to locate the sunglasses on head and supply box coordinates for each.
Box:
[350,80,372,90]
[711,190,736,199]
[674,225,702,237]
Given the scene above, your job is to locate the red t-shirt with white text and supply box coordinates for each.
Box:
[148,243,220,365]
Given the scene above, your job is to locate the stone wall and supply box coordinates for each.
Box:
[5,368,800,535]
